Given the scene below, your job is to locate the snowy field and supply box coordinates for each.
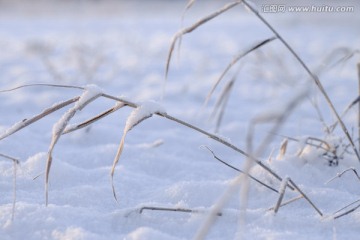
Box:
[1,1,360,239]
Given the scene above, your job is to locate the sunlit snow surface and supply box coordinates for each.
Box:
[1,1,360,239]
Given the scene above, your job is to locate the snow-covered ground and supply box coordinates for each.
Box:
[1,1,360,239]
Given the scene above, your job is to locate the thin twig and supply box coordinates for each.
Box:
[288,179,323,216]
[333,199,360,219]
[0,153,20,164]
[205,36,276,105]
[273,177,289,213]
[166,1,242,79]
[325,167,360,185]
[334,203,360,219]
[0,153,20,221]
[0,83,84,93]
[0,97,80,141]
[268,195,303,211]
[211,79,234,133]
[202,146,278,193]
[139,206,222,216]
[63,102,126,134]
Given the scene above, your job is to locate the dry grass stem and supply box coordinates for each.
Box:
[0,97,80,141]
[334,203,360,219]
[205,36,276,105]
[110,104,163,201]
[202,146,278,193]
[273,177,289,213]
[325,167,360,185]
[0,153,20,221]
[242,0,360,163]
[277,138,288,160]
[0,83,84,93]
[139,206,222,216]
[288,179,323,216]
[333,199,360,219]
[211,79,234,132]
[45,88,102,205]
[63,102,126,134]
[166,1,242,79]
[268,195,303,211]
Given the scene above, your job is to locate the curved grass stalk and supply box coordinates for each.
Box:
[45,86,102,205]
[0,97,80,141]
[63,102,126,134]
[0,153,20,221]
[205,36,276,106]
[242,0,360,163]
[165,1,242,79]
[201,146,278,193]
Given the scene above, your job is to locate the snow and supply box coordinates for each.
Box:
[124,101,166,133]
[0,121,25,140]
[1,0,360,239]
[51,85,102,137]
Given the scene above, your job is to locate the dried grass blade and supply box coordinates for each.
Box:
[277,138,288,160]
[268,195,303,211]
[181,0,196,22]
[202,146,278,193]
[184,0,196,11]
[0,83,84,93]
[0,153,20,164]
[289,179,323,216]
[211,79,234,132]
[63,102,126,134]
[273,177,289,213]
[110,115,152,201]
[45,88,102,205]
[325,167,360,185]
[205,36,276,105]
[334,203,360,219]
[166,1,242,79]
[333,199,360,216]
[0,97,80,141]
[0,153,20,221]
[110,101,166,201]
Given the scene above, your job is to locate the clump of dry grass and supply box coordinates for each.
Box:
[0,82,289,210]
[165,0,360,238]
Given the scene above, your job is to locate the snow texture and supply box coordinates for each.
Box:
[125,101,166,133]
[1,1,360,240]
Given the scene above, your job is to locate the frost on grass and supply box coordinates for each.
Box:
[124,101,166,133]
[46,84,103,205]
[0,121,25,140]
[111,100,166,201]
